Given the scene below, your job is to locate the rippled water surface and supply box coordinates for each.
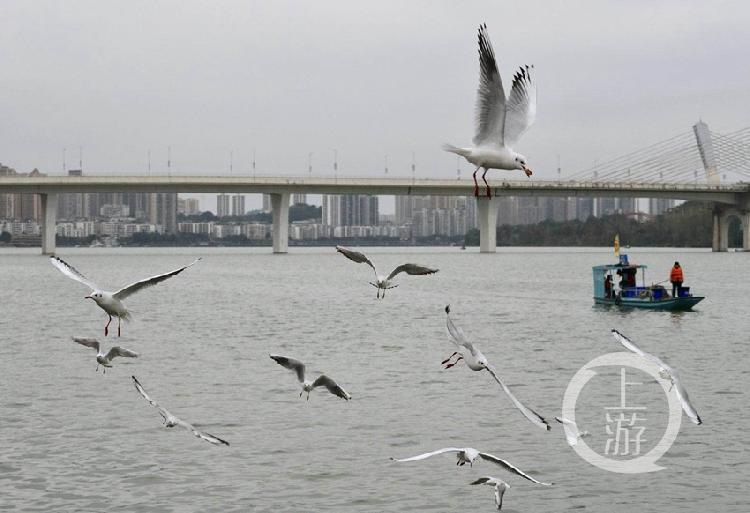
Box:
[1,246,748,512]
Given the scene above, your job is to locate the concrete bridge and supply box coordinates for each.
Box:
[1,174,748,254]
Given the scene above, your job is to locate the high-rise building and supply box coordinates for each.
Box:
[292,193,307,205]
[231,194,246,216]
[150,193,178,234]
[217,194,231,217]
[576,197,594,221]
[262,194,272,213]
[649,198,675,216]
[322,194,378,227]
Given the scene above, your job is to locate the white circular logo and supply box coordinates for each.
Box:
[561,352,683,473]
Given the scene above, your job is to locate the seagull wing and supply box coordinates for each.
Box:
[671,370,702,425]
[132,375,174,420]
[312,375,351,400]
[555,416,581,446]
[611,329,668,367]
[470,476,493,486]
[502,65,536,148]
[478,452,552,486]
[391,447,462,462]
[445,305,477,355]
[176,419,230,446]
[386,264,438,282]
[473,24,507,148]
[486,365,551,431]
[72,337,100,352]
[336,246,377,278]
[50,257,99,290]
[270,354,306,383]
[105,346,139,361]
[113,258,201,300]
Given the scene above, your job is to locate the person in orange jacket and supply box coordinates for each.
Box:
[670,261,684,297]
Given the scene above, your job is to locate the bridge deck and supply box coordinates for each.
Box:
[0,175,746,203]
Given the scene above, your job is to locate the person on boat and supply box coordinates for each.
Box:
[604,274,613,298]
[670,261,684,298]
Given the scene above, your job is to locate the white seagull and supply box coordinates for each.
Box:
[132,376,229,446]
[50,256,201,337]
[72,336,138,373]
[270,355,351,401]
[611,329,702,425]
[470,477,511,511]
[335,246,438,299]
[555,416,591,446]
[443,306,550,431]
[391,447,552,486]
[443,23,536,198]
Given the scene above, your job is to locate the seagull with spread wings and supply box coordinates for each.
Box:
[443,305,550,431]
[132,376,229,446]
[270,355,351,401]
[72,336,138,373]
[50,256,201,336]
[470,477,511,511]
[611,329,702,425]
[391,447,552,486]
[555,416,591,446]
[335,246,438,299]
[443,23,537,197]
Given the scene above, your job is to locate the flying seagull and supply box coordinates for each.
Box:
[72,336,138,373]
[269,355,351,401]
[470,477,510,511]
[443,305,550,431]
[335,246,438,299]
[132,376,229,446]
[611,329,702,425]
[555,416,591,446]
[443,23,536,197]
[391,447,552,486]
[50,256,201,336]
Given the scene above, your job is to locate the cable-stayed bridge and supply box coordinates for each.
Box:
[1,121,748,254]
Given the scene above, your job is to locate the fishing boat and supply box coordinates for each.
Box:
[592,254,704,311]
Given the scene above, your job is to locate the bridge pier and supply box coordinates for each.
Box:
[476,197,500,253]
[41,192,58,255]
[270,192,290,254]
[712,206,750,251]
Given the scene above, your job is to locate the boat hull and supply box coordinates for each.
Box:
[594,296,705,311]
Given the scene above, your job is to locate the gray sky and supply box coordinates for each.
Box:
[1,1,749,212]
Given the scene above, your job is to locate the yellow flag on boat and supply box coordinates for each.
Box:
[614,234,620,257]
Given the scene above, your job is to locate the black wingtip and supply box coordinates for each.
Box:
[445,304,451,314]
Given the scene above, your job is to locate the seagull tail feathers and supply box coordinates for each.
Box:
[442,143,470,158]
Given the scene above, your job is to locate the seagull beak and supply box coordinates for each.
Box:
[522,165,533,177]
[84,295,92,299]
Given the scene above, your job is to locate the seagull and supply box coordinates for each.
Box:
[443,305,550,431]
[269,355,351,401]
[611,329,702,425]
[50,256,201,337]
[470,477,510,511]
[335,246,438,299]
[72,336,138,373]
[132,376,229,446]
[555,416,591,446]
[391,447,552,486]
[443,23,536,198]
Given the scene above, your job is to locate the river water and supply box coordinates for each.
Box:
[0,247,747,512]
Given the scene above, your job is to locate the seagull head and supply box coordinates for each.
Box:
[85,292,103,303]
[514,154,532,177]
